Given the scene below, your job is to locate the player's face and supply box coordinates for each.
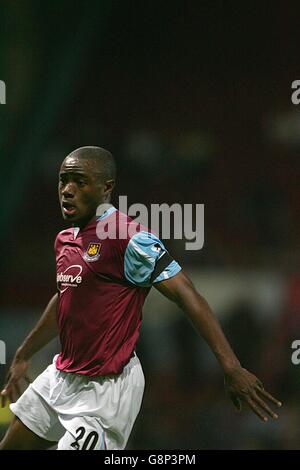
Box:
[58,157,109,226]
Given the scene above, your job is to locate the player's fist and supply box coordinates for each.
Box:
[1,357,31,408]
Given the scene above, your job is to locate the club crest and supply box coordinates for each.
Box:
[83,242,101,262]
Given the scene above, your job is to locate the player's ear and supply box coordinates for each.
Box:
[103,179,115,197]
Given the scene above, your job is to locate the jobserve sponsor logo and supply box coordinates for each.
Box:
[57,265,83,293]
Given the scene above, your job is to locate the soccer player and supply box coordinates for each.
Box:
[0,146,281,450]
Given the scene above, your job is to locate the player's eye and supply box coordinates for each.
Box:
[77,180,86,187]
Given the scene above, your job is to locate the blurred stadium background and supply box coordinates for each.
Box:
[1,0,300,449]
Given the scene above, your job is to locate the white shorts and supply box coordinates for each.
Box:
[10,354,145,450]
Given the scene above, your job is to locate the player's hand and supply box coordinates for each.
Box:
[0,357,31,407]
[224,366,282,422]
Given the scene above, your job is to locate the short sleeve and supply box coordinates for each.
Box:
[124,231,181,287]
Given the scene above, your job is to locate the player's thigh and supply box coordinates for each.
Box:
[57,417,107,450]
[0,416,56,450]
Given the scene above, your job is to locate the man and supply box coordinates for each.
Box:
[0,146,281,450]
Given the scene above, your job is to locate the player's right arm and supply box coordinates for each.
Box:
[0,293,59,407]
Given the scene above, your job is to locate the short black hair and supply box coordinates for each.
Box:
[66,146,116,182]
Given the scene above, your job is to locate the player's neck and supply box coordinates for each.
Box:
[73,200,113,230]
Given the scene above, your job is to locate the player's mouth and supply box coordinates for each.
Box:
[62,201,78,216]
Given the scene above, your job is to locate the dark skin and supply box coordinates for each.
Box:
[58,155,115,227]
[0,154,281,449]
[155,272,281,421]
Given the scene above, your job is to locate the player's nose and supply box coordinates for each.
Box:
[62,182,75,198]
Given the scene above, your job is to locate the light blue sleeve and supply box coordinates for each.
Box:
[124,231,181,287]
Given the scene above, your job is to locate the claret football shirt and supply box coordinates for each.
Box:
[54,204,181,376]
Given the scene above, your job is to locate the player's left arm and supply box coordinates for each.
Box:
[154,270,282,422]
